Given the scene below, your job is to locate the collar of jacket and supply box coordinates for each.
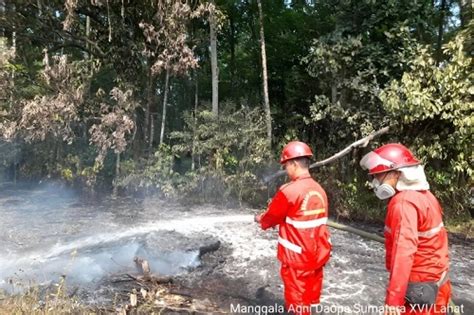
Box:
[292,173,312,181]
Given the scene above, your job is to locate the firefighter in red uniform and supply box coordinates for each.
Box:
[255,141,331,315]
[360,143,451,315]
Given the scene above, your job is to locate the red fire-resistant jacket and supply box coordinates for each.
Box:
[259,173,332,271]
[384,190,449,306]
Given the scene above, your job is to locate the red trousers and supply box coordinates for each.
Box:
[403,281,452,315]
[280,264,323,315]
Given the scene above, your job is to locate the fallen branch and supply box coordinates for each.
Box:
[198,240,221,258]
[157,305,227,314]
[264,127,390,183]
[110,273,139,283]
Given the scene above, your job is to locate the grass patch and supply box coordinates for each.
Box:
[0,275,223,314]
[0,285,94,314]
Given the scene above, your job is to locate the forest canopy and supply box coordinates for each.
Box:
[0,0,472,221]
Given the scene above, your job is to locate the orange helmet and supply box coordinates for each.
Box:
[360,143,420,175]
[280,141,313,164]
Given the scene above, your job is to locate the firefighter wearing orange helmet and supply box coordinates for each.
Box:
[255,141,331,315]
[360,143,451,315]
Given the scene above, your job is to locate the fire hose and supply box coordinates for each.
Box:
[327,219,385,243]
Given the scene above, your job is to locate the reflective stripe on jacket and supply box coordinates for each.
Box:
[384,190,449,306]
[259,174,332,271]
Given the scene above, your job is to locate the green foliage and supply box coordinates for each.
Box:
[117,144,182,197]
[172,107,270,168]
[303,25,423,148]
[330,172,385,222]
[116,107,271,204]
[171,107,272,205]
[380,23,473,216]
[57,152,101,187]
[0,0,471,223]
[303,19,472,220]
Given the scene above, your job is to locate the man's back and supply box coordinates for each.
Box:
[386,190,449,282]
[277,174,331,271]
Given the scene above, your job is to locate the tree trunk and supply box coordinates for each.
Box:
[11,32,15,111]
[459,0,473,28]
[132,107,145,159]
[149,113,155,153]
[436,0,447,58]
[229,10,236,100]
[191,75,198,171]
[245,0,260,104]
[331,84,337,104]
[159,68,170,145]
[257,0,272,146]
[145,64,153,148]
[0,1,4,37]
[86,16,90,59]
[106,0,112,42]
[210,2,219,116]
[37,0,42,16]
[113,152,120,197]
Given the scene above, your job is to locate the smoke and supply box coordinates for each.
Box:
[0,184,204,292]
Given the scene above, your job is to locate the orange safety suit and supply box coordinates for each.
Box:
[259,174,331,314]
[384,190,451,314]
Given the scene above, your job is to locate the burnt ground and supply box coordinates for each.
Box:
[0,188,472,315]
[91,201,473,315]
[171,236,473,315]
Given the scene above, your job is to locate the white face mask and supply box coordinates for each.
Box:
[372,178,396,200]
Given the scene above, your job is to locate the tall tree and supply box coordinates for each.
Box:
[140,0,202,146]
[256,0,271,145]
[210,0,219,115]
[437,0,447,57]
[159,68,170,145]
[459,0,473,27]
